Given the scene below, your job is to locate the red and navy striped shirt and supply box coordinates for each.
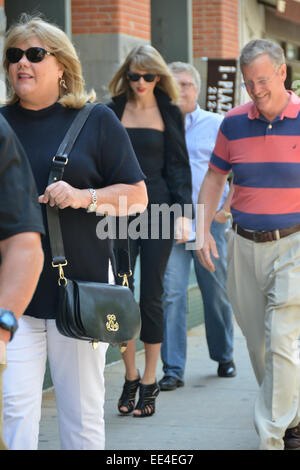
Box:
[209,91,300,231]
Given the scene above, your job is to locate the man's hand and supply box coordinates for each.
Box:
[0,232,43,320]
[214,208,232,224]
[0,329,10,346]
[0,340,6,364]
[196,231,219,272]
[175,216,191,244]
[214,210,227,224]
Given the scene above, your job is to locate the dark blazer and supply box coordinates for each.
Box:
[106,88,193,213]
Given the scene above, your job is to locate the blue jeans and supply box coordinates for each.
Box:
[161,221,234,380]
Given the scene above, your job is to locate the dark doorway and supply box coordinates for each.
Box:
[151,0,190,63]
[5,0,65,31]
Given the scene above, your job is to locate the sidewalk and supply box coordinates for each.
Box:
[38,322,259,450]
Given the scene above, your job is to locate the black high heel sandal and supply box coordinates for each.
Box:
[133,382,160,418]
[118,372,140,415]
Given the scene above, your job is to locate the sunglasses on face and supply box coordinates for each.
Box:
[127,71,157,82]
[6,47,55,64]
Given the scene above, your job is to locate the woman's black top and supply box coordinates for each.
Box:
[0,102,145,319]
[126,128,171,205]
[107,88,193,213]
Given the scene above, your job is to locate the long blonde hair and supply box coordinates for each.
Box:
[3,14,96,108]
[109,44,179,103]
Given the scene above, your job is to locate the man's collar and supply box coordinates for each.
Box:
[248,90,300,120]
[185,103,200,123]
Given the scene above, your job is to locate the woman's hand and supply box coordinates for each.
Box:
[175,216,191,244]
[39,181,89,210]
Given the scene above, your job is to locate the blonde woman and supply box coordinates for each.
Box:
[1,14,147,450]
[107,45,192,417]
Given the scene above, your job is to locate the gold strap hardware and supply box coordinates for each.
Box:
[52,260,68,286]
[117,271,131,353]
[122,274,129,287]
[119,343,127,353]
[52,155,69,165]
[118,270,132,288]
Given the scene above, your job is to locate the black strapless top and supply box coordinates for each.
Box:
[126,128,171,205]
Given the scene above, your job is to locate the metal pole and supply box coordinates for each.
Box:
[187,0,193,64]
[65,0,71,37]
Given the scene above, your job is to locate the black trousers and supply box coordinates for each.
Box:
[128,214,174,343]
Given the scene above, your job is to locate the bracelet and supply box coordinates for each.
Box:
[86,188,98,213]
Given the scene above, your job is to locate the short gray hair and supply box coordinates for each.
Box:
[168,61,201,92]
[240,39,285,69]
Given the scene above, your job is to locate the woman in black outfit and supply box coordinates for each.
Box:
[107,44,193,417]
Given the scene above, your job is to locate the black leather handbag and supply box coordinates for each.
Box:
[46,103,141,349]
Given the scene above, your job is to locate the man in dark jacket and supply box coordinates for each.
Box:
[0,115,44,449]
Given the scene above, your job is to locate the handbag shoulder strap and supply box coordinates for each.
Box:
[46,103,132,285]
[47,103,96,273]
[47,103,97,188]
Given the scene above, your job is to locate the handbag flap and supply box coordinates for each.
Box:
[74,280,141,344]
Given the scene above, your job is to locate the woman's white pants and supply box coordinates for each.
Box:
[3,315,108,450]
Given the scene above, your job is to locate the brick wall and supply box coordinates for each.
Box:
[72,0,151,40]
[193,0,239,58]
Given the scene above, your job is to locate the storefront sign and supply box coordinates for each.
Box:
[205,59,237,115]
[276,0,300,24]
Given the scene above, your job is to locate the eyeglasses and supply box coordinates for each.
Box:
[178,82,195,90]
[127,71,156,82]
[241,70,278,90]
[6,47,55,64]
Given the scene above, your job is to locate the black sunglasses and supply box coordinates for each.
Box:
[6,47,55,64]
[127,71,156,82]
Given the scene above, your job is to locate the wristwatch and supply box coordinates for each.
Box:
[0,308,18,341]
[221,208,232,221]
[87,188,98,213]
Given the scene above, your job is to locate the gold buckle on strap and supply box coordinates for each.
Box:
[52,260,68,286]
[118,270,133,288]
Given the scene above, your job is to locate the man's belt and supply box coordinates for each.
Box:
[232,223,300,243]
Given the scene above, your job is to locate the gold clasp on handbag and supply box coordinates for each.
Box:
[118,270,132,288]
[52,260,68,286]
[106,314,119,332]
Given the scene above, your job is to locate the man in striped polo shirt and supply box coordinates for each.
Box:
[197,39,300,450]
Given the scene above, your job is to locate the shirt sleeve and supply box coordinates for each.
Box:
[0,115,45,241]
[209,119,232,175]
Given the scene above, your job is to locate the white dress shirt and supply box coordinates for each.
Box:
[185,104,229,239]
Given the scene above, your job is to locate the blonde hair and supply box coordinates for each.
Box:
[108,44,179,103]
[3,14,96,108]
